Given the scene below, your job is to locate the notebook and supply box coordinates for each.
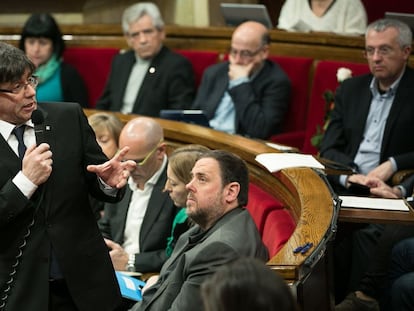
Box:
[159,110,210,127]
[220,3,273,28]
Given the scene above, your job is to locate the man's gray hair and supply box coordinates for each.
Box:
[366,18,413,48]
[122,2,164,33]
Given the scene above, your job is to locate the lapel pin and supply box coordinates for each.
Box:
[149,67,156,74]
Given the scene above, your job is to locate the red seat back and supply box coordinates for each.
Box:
[175,50,220,88]
[268,55,314,134]
[303,60,370,155]
[246,183,296,256]
[63,47,120,108]
[262,209,296,256]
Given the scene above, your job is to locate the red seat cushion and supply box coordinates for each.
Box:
[246,183,284,235]
[63,47,120,108]
[262,209,296,257]
[247,183,296,256]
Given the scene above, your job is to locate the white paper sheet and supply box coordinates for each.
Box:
[255,153,324,172]
[339,196,410,212]
[265,142,296,152]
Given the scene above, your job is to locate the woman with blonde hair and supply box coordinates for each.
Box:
[164,144,209,256]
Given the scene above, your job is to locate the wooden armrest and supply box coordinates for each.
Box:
[391,170,414,186]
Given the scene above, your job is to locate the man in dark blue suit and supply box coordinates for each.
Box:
[0,42,135,311]
[193,21,291,139]
[319,19,414,311]
[96,2,195,116]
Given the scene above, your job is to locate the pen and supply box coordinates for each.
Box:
[300,242,313,254]
[293,242,313,254]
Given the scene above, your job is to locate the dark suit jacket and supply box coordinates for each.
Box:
[98,165,177,273]
[320,66,414,189]
[0,102,123,311]
[192,59,291,139]
[96,46,195,116]
[133,207,269,311]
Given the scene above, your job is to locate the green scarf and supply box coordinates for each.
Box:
[35,54,61,84]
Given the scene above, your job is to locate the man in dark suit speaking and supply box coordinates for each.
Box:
[0,42,136,311]
[96,2,195,116]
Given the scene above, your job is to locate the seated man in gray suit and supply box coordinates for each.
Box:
[131,150,269,311]
[192,21,291,139]
[96,2,195,115]
[98,117,177,274]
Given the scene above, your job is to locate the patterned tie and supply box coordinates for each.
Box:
[13,125,26,159]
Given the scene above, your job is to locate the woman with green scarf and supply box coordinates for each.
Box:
[19,13,89,107]
[164,144,210,257]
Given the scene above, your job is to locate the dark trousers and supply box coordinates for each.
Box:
[48,279,78,311]
[388,237,414,311]
[358,224,414,309]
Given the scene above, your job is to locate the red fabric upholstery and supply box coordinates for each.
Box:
[174,50,220,88]
[246,183,296,256]
[262,209,296,256]
[63,47,120,108]
[302,60,370,155]
[269,56,314,134]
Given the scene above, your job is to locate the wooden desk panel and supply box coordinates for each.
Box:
[339,206,414,225]
[1,24,413,65]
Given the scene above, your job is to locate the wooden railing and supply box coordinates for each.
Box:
[84,109,337,310]
[1,24,414,65]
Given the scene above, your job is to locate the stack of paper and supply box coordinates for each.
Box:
[255,153,324,172]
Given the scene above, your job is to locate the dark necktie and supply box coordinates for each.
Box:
[13,125,26,159]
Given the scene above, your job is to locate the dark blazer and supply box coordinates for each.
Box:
[61,62,89,108]
[133,207,269,311]
[320,66,414,188]
[192,59,291,139]
[96,46,195,116]
[98,165,177,273]
[0,102,123,311]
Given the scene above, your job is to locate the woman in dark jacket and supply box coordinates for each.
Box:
[19,13,89,107]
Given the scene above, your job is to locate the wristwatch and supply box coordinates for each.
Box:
[126,254,136,272]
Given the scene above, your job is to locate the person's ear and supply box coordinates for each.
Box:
[224,182,240,204]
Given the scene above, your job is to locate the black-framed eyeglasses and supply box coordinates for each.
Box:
[130,139,163,166]
[229,46,264,59]
[0,76,39,94]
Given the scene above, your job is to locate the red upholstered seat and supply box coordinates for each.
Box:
[302,60,370,154]
[63,47,120,108]
[246,183,296,256]
[262,209,296,256]
[268,56,314,149]
[174,50,220,88]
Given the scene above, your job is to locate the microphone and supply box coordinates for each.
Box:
[31,110,47,146]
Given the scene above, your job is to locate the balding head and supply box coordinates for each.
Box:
[232,21,270,50]
[119,116,163,151]
[229,21,270,70]
[119,117,166,187]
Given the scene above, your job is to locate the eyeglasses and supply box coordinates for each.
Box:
[0,76,39,94]
[130,139,163,166]
[364,46,394,58]
[229,46,264,59]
